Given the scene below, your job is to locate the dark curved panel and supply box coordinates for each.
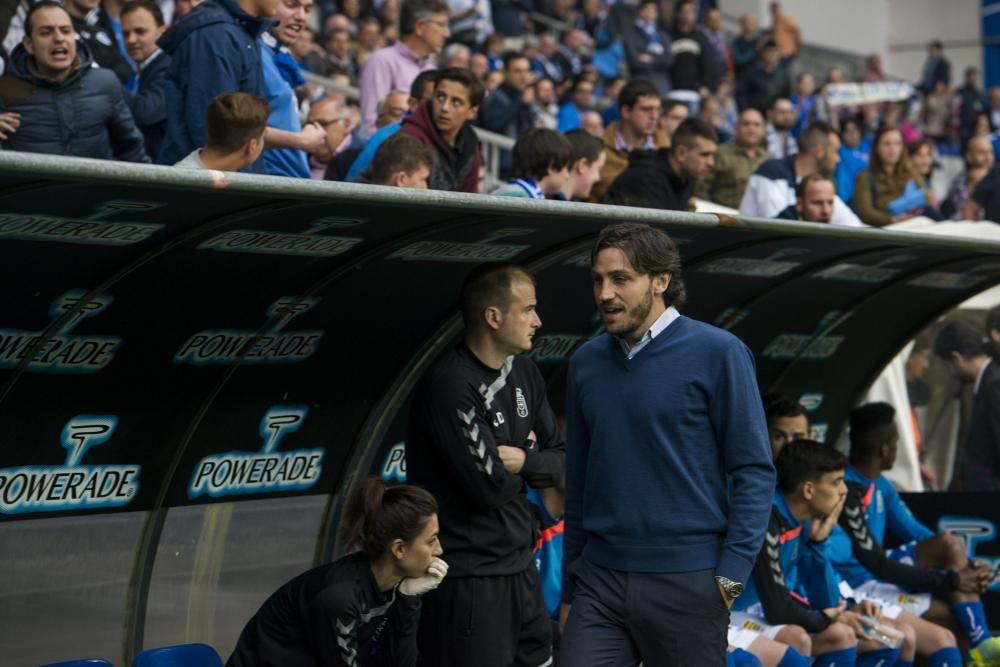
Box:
[1,153,998,525]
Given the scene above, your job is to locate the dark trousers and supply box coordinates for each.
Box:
[417,564,553,667]
[560,558,729,667]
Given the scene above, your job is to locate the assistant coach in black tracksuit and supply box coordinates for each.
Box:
[407,264,565,667]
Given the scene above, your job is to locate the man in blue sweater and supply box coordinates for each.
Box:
[560,222,776,665]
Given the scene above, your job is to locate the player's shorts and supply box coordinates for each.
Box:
[730,603,785,640]
[886,540,919,564]
[727,623,762,650]
[854,579,932,618]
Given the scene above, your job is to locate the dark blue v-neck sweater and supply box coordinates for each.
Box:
[562,315,775,600]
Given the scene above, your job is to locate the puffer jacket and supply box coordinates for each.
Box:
[400,101,480,193]
[0,42,148,162]
[156,0,273,169]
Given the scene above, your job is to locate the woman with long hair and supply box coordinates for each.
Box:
[853,126,929,226]
[227,478,446,667]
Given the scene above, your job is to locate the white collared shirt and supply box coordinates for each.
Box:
[974,357,992,395]
[618,306,680,359]
[138,49,163,73]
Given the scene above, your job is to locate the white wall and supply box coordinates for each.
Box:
[720,0,983,82]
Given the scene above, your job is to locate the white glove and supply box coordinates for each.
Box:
[399,557,448,597]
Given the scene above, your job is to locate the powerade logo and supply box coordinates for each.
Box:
[0,290,121,373]
[387,229,533,263]
[197,218,364,258]
[174,297,322,365]
[189,406,324,499]
[0,200,163,246]
[380,442,406,483]
[0,416,139,515]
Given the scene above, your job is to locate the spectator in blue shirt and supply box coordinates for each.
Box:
[259,0,328,177]
[557,75,594,132]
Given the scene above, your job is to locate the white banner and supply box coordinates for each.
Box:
[825,81,916,107]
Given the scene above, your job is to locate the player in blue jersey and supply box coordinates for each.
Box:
[828,402,998,666]
[735,439,913,667]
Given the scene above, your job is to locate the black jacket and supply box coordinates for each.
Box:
[961,359,1000,490]
[0,42,148,162]
[603,148,692,211]
[478,84,535,140]
[406,345,565,577]
[128,51,171,162]
[70,8,133,84]
[227,553,420,667]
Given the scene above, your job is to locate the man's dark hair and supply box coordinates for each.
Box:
[671,118,717,151]
[795,173,834,199]
[775,439,848,494]
[410,69,440,100]
[509,128,572,181]
[662,99,688,115]
[371,133,435,185]
[986,304,1000,336]
[929,40,943,51]
[767,95,791,111]
[591,223,687,308]
[564,129,604,163]
[764,394,806,427]
[848,402,896,464]
[24,0,70,37]
[933,321,988,360]
[798,121,837,153]
[437,67,485,108]
[121,0,165,25]
[460,264,535,329]
[618,80,660,110]
[205,92,271,154]
[399,0,448,36]
[502,50,529,69]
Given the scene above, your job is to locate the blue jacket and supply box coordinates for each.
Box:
[156,0,273,170]
[563,316,775,601]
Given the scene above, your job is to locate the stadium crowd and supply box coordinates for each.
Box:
[2,0,1000,225]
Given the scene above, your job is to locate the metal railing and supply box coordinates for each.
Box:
[301,70,515,192]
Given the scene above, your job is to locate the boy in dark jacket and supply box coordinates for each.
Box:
[400,67,483,193]
[156,0,276,170]
[603,118,716,210]
[0,1,148,162]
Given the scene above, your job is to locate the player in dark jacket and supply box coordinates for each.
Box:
[227,478,447,667]
[407,263,564,667]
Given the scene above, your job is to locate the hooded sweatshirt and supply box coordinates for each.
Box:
[0,42,148,162]
[399,101,480,193]
[602,148,692,211]
[156,0,273,170]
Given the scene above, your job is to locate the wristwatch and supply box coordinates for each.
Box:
[715,576,745,601]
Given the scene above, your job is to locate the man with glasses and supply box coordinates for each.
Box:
[306,98,354,179]
[259,0,328,178]
[591,79,668,203]
[358,0,449,138]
